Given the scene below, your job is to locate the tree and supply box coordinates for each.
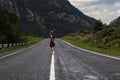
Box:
[0,6,22,47]
[93,19,103,33]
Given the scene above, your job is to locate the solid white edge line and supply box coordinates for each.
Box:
[62,40,120,61]
[0,40,44,59]
[49,51,55,80]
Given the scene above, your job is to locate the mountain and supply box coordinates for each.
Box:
[0,0,96,37]
[109,16,120,27]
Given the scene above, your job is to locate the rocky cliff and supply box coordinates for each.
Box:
[0,0,96,37]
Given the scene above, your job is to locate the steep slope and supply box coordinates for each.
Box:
[0,0,96,37]
[109,16,120,27]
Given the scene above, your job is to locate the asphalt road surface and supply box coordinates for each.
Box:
[0,39,120,80]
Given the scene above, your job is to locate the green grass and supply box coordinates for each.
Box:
[62,38,120,56]
[27,36,43,45]
[0,36,43,54]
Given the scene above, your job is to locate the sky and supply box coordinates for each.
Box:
[69,0,120,24]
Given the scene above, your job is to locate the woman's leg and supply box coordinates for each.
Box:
[50,47,52,53]
[51,47,54,55]
[50,47,53,54]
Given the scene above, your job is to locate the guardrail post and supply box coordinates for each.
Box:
[1,44,4,48]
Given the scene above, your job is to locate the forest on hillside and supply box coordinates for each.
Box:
[92,20,120,48]
[65,19,120,49]
[0,0,96,37]
[0,7,25,48]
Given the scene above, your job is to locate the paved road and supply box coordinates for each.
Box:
[0,39,120,80]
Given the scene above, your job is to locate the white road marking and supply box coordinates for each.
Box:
[0,40,44,59]
[49,51,55,80]
[62,40,120,61]
[84,75,98,80]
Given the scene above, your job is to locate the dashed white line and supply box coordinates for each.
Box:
[62,40,120,61]
[49,51,55,80]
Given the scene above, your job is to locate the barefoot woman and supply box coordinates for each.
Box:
[50,31,55,54]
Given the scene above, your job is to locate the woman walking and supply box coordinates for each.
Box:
[50,31,55,55]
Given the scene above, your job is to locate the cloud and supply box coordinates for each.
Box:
[89,0,120,6]
[117,11,120,14]
[114,1,120,7]
[69,0,98,7]
[85,11,119,24]
[69,0,98,2]
[68,0,120,24]
[80,6,96,11]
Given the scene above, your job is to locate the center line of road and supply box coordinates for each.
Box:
[49,51,55,80]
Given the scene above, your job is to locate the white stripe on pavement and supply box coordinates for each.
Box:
[62,40,120,61]
[49,51,55,80]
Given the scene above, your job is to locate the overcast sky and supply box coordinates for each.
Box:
[69,0,120,24]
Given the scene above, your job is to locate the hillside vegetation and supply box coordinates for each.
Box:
[63,19,120,56]
[0,36,43,53]
[0,7,23,46]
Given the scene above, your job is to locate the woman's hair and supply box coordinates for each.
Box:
[50,31,54,35]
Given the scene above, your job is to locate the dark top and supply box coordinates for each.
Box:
[50,35,55,47]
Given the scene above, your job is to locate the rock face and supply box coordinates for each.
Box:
[0,0,18,14]
[0,0,96,37]
[109,16,120,27]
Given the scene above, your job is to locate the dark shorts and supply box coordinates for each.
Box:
[50,42,55,48]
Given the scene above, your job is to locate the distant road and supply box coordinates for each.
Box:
[0,39,120,80]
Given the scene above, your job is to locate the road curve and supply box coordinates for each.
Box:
[0,39,120,80]
[0,39,51,80]
[55,39,120,80]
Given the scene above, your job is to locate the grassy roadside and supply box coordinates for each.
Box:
[0,36,43,54]
[62,38,120,56]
